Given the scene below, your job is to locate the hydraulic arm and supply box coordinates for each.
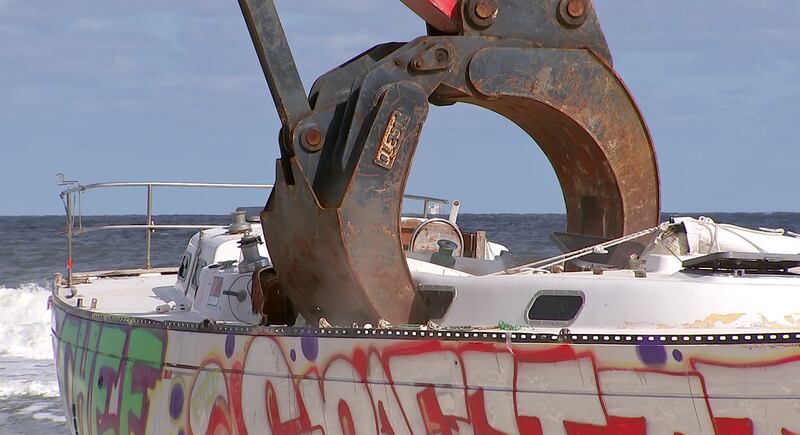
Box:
[238,0,660,325]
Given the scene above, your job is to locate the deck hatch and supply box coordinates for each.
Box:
[682,251,800,274]
[527,290,584,326]
[414,285,456,321]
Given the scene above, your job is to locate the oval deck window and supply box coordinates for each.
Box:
[527,291,584,324]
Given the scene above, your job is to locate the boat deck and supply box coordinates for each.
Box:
[56,271,210,323]
[54,266,800,338]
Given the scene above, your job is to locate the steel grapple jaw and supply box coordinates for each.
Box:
[239,0,660,325]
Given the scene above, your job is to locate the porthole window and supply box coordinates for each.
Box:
[527,290,584,326]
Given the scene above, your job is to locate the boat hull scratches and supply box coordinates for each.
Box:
[52,301,800,434]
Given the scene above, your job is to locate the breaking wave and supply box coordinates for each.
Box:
[0,283,55,361]
[18,403,67,423]
[0,379,60,399]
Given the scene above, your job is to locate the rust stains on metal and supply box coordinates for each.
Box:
[676,313,800,329]
[680,313,746,329]
[474,0,498,20]
[300,126,323,152]
[464,47,659,236]
[557,0,589,29]
[465,0,498,29]
[566,0,585,18]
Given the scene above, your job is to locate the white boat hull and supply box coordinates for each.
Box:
[52,300,800,434]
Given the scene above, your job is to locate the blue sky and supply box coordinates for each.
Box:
[2,1,800,215]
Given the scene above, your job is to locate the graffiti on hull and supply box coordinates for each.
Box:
[53,311,166,434]
[52,310,800,434]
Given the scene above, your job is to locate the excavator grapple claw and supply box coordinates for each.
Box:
[239,0,660,325]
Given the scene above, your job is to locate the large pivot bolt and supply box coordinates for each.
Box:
[300,126,324,153]
[465,0,498,29]
[557,0,587,28]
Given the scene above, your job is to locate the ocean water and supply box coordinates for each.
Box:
[0,212,798,433]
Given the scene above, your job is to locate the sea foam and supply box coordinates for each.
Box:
[0,379,60,399]
[0,283,55,360]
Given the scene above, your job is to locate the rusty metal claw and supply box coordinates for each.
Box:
[241,0,660,325]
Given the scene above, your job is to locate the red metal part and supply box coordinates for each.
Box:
[401,0,460,33]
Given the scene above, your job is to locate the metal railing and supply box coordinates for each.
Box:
[57,174,449,286]
[58,176,274,285]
